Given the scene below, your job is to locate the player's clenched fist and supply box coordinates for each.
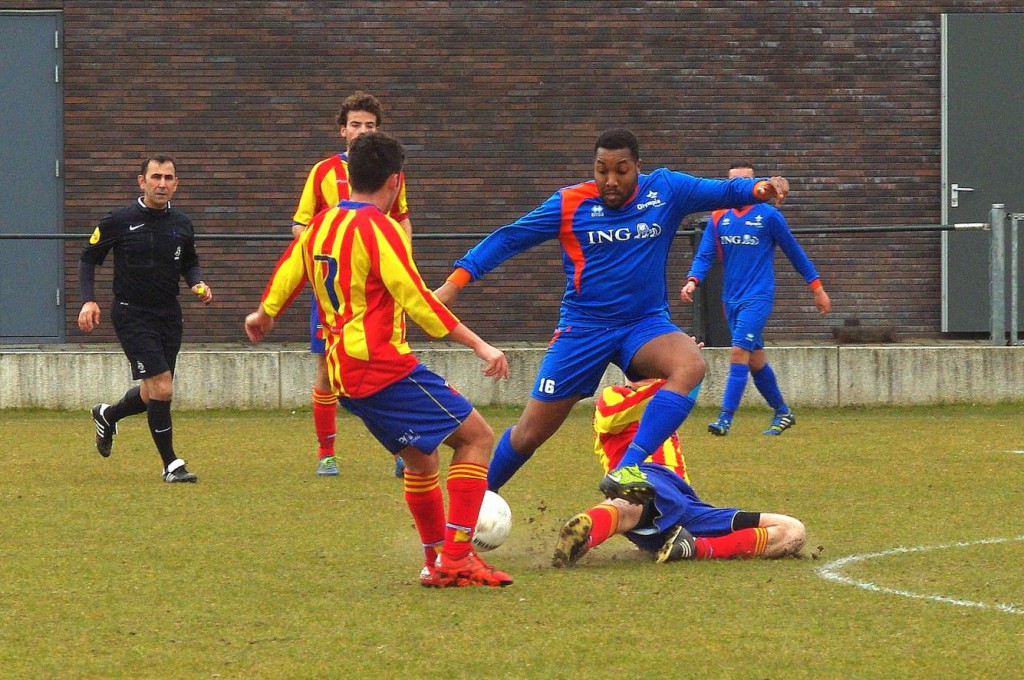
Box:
[244,307,275,343]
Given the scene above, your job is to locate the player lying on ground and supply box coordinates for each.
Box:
[552,378,805,567]
[245,132,512,588]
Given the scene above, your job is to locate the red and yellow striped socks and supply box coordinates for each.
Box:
[445,462,488,560]
[312,389,337,460]
[585,504,620,549]
[403,471,445,566]
[695,527,769,559]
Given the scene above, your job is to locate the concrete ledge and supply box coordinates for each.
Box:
[0,345,1021,410]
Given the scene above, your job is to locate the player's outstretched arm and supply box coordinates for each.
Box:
[754,176,790,205]
[244,305,275,343]
[446,323,508,381]
[434,267,471,307]
[434,280,460,307]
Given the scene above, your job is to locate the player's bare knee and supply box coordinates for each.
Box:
[460,410,495,449]
[313,360,331,391]
[791,518,807,548]
[780,516,806,554]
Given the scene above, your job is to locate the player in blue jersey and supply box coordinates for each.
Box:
[436,129,790,503]
[681,162,831,437]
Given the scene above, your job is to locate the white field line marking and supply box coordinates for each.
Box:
[1009,450,1024,454]
[815,535,1024,615]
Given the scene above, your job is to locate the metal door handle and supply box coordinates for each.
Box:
[951,183,974,208]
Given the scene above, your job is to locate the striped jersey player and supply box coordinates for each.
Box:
[247,132,514,588]
[291,91,411,478]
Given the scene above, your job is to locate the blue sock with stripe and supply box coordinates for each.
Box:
[615,389,695,469]
[486,427,531,491]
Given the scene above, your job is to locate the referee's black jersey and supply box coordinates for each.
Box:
[81,198,200,308]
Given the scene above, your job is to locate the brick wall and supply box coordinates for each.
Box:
[3,0,1016,344]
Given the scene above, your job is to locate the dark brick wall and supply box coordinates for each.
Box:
[3,0,1017,344]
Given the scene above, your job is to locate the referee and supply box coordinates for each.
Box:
[78,154,212,483]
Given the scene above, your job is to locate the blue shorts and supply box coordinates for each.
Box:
[624,463,742,552]
[338,364,473,455]
[723,298,773,352]
[531,312,682,401]
[309,296,325,354]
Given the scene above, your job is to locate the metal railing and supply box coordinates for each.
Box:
[0,223,989,241]
[3,214,1020,345]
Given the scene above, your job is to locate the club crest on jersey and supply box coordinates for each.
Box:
[635,190,664,210]
[586,222,663,244]
[746,215,765,229]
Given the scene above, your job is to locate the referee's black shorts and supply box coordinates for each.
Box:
[111,300,183,380]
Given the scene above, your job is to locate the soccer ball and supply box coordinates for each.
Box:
[473,490,512,552]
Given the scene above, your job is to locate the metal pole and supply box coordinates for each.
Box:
[990,204,1007,346]
[1011,213,1021,346]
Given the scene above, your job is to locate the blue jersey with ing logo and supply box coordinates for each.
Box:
[688,203,819,304]
[454,168,764,325]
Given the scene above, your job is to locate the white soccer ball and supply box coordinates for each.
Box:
[473,490,512,552]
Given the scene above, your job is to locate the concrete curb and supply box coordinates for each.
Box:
[0,345,1021,410]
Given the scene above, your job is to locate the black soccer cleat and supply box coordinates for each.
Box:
[92,403,116,458]
[657,525,697,563]
[163,464,198,483]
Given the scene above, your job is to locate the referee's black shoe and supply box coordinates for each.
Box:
[92,403,116,458]
[163,460,198,483]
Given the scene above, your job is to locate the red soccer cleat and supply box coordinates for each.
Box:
[419,562,445,588]
[435,551,513,588]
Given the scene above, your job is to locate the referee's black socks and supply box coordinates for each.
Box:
[105,385,147,424]
[146,399,176,468]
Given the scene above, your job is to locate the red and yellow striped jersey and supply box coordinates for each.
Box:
[292,153,410,227]
[593,379,689,482]
[263,200,458,398]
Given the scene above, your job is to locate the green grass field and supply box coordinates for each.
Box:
[3,403,1023,678]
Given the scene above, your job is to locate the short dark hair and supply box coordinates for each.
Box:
[141,154,176,176]
[347,132,404,194]
[729,162,755,172]
[336,91,384,127]
[594,128,640,162]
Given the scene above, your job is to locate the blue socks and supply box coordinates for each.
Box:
[720,363,750,421]
[752,363,788,414]
[486,427,532,491]
[615,389,696,469]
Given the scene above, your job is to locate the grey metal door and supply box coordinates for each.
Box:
[0,12,64,343]
[942,13,1024,333]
